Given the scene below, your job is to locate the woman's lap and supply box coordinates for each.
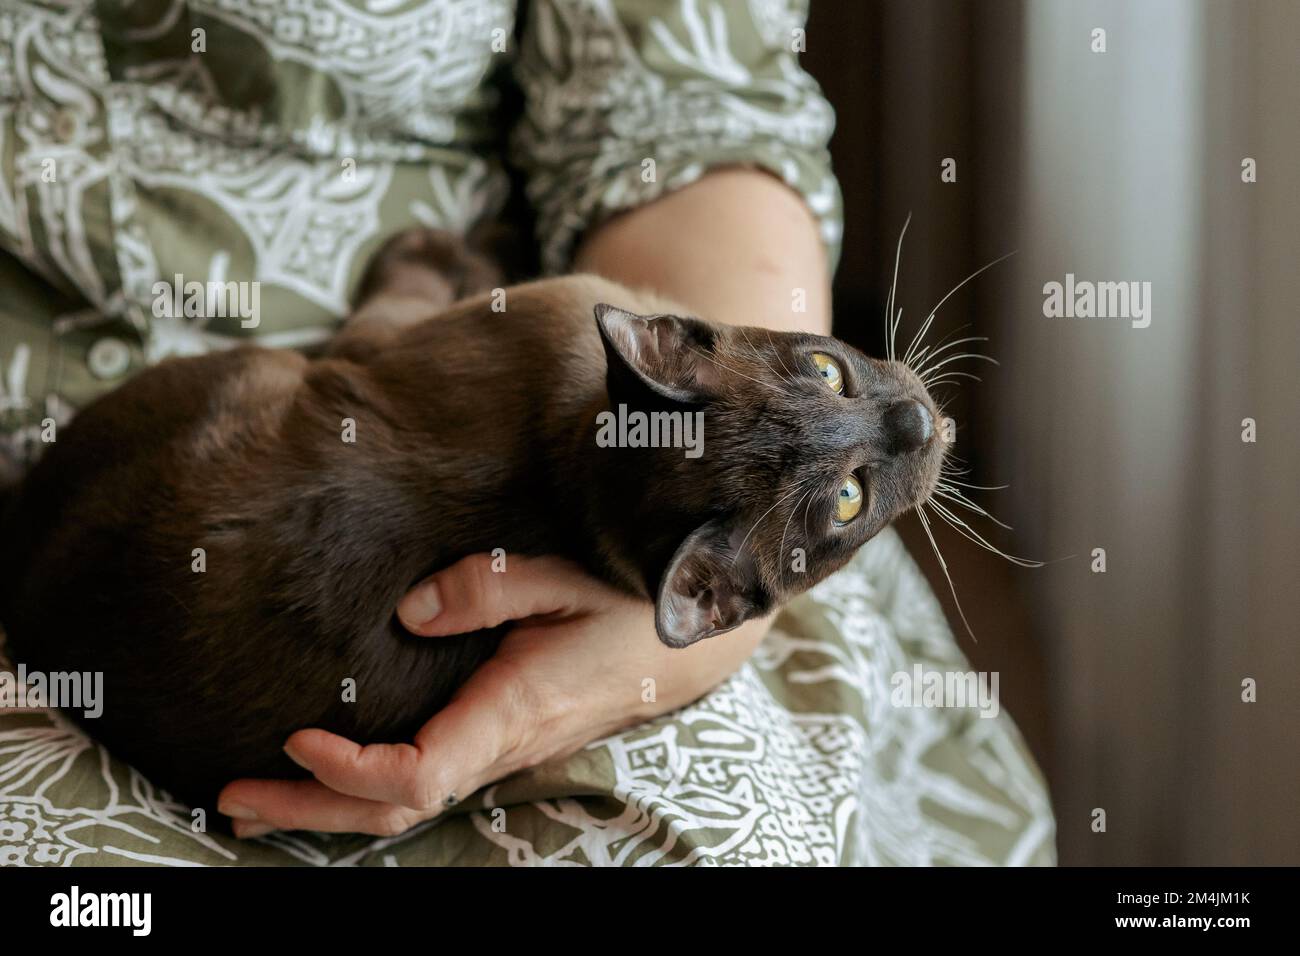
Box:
[0,527,1055,867]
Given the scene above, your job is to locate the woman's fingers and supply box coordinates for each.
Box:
[397,552,596,636]
[217,695,505,835]
[215,556,605,839]
[276,659,536,812]
[280,730,436,809]
[217,776,426,837]
[219,659,542,836]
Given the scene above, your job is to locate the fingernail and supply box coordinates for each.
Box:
[283,744,312,771]
[219,801,258,821]
[398,579,441,628]
[234,820,275,839]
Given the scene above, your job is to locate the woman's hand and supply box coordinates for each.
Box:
[217,554,767,838]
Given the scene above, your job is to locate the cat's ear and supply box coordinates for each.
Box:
[594,304,721,403]
[655,519,770,648]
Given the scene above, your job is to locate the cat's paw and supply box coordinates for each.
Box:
[353,227,503,309]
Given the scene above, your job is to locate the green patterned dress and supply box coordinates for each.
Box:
[0,0,1054,865]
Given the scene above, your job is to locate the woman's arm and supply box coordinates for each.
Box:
[574,166,831,336]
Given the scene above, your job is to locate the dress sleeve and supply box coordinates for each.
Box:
[512,0,843,275]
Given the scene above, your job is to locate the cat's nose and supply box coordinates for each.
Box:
[884,399,933,454]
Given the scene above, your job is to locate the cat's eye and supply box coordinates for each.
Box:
[834,475,863,524]
[811,352,844,394]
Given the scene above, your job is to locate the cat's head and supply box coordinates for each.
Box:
[594,303,948,648]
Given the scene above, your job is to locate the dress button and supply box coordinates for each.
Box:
[87,337,132,380]
[51,108,79,143]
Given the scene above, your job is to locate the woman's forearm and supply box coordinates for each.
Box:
[574,167,832,336]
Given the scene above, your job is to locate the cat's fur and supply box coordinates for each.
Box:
[0,229,945,811]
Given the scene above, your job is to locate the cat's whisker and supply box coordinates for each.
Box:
[884,238,1037,605]
[903,250,1016,370]
[886,213,911,361]
[915,502,978,643]
[779,484,817,584]
[912,336,989,377]
[802,481,816,544]
[686,345,797,401]
[735,327,774,379]
[929,507,1037,568]
[736,326,796,389]
[940,476,1009,491]
[902,311,940,370]
[923,376,978,390]
[934,485,1014,531]
[924,370,983,384]
[762,328,802,388]
[908,323,974,371]
[919,356,999,391]
[923,375,979,390]
[730,477,815,568]
[926,498,1044,568]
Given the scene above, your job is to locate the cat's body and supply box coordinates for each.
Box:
[0,231,946,812]
[1,273,670,806]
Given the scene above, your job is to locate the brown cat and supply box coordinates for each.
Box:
[0,229,945,812]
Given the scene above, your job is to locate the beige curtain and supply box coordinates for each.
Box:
[1003,0,1300,864]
